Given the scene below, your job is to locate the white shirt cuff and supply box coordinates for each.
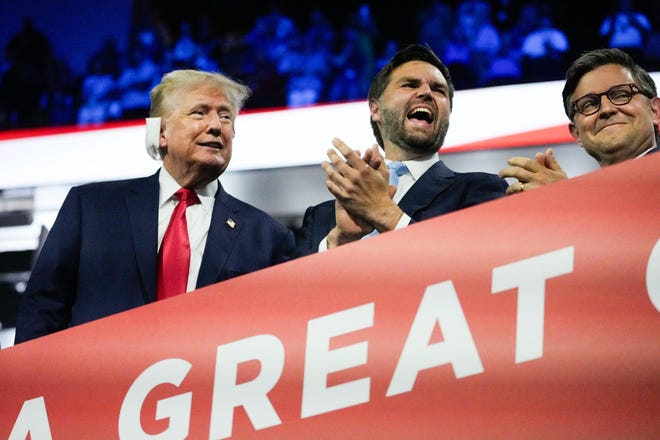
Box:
[395,213,411,230]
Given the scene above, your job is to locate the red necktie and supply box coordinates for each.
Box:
[157,188,200,300]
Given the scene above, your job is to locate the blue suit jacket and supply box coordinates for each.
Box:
[295,160,507,256]
[15,171,295,343]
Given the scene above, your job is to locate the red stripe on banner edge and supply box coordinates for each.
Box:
[444,124,573,153]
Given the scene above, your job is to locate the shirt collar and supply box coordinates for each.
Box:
[158,167,217,212]
[637,145,658,158]
[387,152,439,181]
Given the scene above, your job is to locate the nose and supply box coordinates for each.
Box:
[598,94,618,116]
[207,114,222,135]
[417,83,433,98]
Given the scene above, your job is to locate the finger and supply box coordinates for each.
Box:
[325,179,343,200]
[323,166,345,199]
[321,160,338,179]
[332,138,360,166]
[499,165,528,180]
[544,148,565,173]
[326,148,343,165]
[368,145,386,170]
[326,148,355,176]
[364,146,384,170]
[322,160,350,189]
[505,180,526,196]
[534,152,546,166]
[507,156,538,172]
[505,182,518,196]
[362,148,375,168]
[387,184,397,198]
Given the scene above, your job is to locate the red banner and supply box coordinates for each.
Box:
[2,155,659,439]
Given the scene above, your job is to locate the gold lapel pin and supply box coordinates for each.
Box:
[226,218,236,229]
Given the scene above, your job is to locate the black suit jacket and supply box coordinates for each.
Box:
[295,160,507,256]
[15,171,295,343]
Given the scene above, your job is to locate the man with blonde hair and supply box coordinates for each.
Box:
[16,70,295,343]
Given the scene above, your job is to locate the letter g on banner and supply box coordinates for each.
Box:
[647,238,660,312]
[119,358,193,439]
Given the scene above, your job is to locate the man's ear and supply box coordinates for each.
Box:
[159,122,167,148]
[650,96,660,126]
[568,122,582,147]
[369,99,381,124]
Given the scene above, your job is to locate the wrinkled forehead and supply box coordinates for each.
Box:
[389,60,448,86]
[573,64,635,99]
[163,83,234,116]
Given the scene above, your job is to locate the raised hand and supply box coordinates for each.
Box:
[323,138,402,247]
[499,148,568,195]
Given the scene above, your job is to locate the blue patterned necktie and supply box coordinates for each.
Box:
[388,161,408,189]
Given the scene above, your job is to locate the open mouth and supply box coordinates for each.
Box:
[407,107,433,124]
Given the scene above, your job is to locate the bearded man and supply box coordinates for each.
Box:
[295,44,507,255]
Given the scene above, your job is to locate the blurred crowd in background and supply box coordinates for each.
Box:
[0,0,658,131]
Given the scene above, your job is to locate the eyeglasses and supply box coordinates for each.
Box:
[571,83,652,117]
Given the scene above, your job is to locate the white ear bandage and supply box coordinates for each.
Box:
[145,117,162,160]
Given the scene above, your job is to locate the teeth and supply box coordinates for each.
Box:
[411,107,432,115]
[408,107,433,122]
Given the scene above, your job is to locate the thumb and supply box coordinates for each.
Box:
[371,144,385,168]
[387,184,397,199]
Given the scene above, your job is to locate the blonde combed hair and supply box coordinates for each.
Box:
[146,70,251,159]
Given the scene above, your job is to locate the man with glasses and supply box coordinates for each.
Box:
[499,48,659,194]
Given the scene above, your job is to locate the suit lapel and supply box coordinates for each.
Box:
[125,172,160,303]
[399,160,455,216]
[196,184,241,288]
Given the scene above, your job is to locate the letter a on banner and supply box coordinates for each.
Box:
[9,397,52,440]
[387,281,484,397]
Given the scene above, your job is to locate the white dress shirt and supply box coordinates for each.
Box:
[388,152,439,228]
[638,146,658,158]
[158,168,217,292]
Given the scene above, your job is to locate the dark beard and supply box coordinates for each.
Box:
[381,107,449,155]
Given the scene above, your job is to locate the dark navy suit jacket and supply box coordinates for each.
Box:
[15,171,295,343]
[295,160,507,257]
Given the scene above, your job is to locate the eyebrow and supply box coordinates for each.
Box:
[575,83,632,98]
[188,103,234,114]
[395,75,447,89]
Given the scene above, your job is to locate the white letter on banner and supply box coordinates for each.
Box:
[492,246,574,363]
[118,358,192,440]
[8,396,52,440]
[209,334,284,440]
[647,238,660,312]
[387,281,483,397]
[301,303,374,418]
